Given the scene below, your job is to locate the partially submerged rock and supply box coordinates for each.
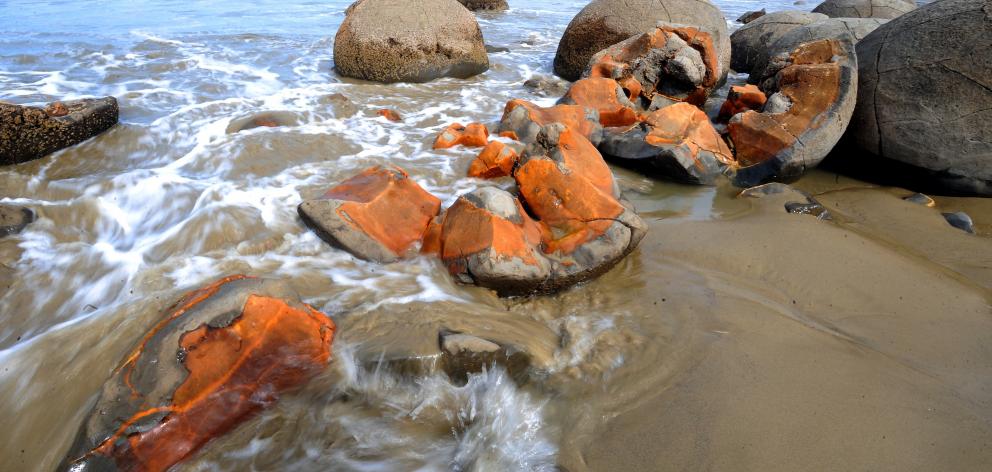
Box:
[376,108,402,122]
[0,205,35,237]
[225,111,299,134]
[584,24,721,108]
[943,212,975,234]
[333,0,489,83]
[467,140,519,178]
[726,38,858,187]
[522,74,570,97]
[557,77,639,127]
[1,97,118,166]
[600,102,734,184]
[729,11,828,74]
[298,165,442,262]
[457,0,508,10]
[433,122,489,149]
[62,275,335,472]
[847,0,992,195]
[812,0,915,19]
[498,99,603,145]
[738,182,831,219]
[737,9,766,24]
[553,0,731,84]
[440,331,530,384]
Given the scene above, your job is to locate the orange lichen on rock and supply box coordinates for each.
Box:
[643,103,735,166]
[717,84,767,122]
[376,108,402,122]
[559,77,639,127]
[439,195,543,267]
[433,122,489,149]
[467,141,519,178]
[727,40,842,166]
[66,276,335,472]
[587,24,720,107]
[499,99,602,144]
[299,165,442,261]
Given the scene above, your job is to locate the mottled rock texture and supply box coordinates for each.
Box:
[457,0,508,10]
[813,0,915,19]
[1,97,118,166]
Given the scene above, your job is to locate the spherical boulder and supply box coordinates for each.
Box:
[730,11,828,74]
[333,0,490,83]
[848,0,992,195]
[0,97,118,166]
[553,0,730,84]
[812,0,915,19]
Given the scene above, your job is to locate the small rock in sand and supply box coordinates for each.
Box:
[943,212,975,234]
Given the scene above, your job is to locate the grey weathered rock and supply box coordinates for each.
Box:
[523,74,570,97]
[333,0,489,83]
[847,0,992,196]
[943,212,975,234]
[739,183,832,219]
[730,11,828,74]
[812,0,916,18]
[749,17,887,83]
[1,97,118,166]
[440,331,531,384]
[553,0,730,84]
[457,0,508,10]
[737,9,767,24]
[0,205,34,237]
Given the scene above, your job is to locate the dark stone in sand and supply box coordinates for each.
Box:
[737,9,766,23]
[943,212,975,234]
[0,97,118,166]
[904,193,935,207]
[785,201,832,220]
[0,205,35,237]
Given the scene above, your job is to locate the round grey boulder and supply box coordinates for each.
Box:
[553,0,730,84]
[848,0,992,195]
[812,0,916,19]
[730,11,828,74]
[749,17,888,84]
[333,0,490,83]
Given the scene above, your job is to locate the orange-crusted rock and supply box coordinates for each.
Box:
[717,84,767,122]
[557,77,639,127]
[726,38,857,187]
[467,141,519,179]
[62,276,335,472]
[298,165,441,262]
[600,102,734,185]
[584,24,721,109]
[498,99,603,145]
[376,109,402,122]
[433,122,489,149]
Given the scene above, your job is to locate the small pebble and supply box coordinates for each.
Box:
[942,212,975,234]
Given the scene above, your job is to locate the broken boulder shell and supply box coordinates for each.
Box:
[61,275,335,472]
[498,99,603,145]
[717,84,767,122]
[433,122,489,149]
[557,77,640,127]
[599,102,734,184]
[467,140,520,178]
[729,10,828,74]
[1,97,118,166]
[726,38,858,187]
[298,165,442,262]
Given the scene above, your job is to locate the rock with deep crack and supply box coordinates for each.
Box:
[557,77,640,127]
[498,99,603,145]
[730,10,828,74]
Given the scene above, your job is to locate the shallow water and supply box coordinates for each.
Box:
[1,0,990,471]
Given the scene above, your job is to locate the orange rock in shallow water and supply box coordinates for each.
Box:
[557,77,639,127]
[298,165,441,262]
[497,99,603,145]
[467,141,519,179]
[433,122,489,149]
[62,276,335,472]
[376,108,402,121]
[717,84,767,122]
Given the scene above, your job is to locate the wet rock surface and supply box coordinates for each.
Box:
[298,165,442,262]
[333,0,489,83]
[813,0,916,18]
[739,182,831,219]
[553,0,731,84]
[846,0,992,196]
[433,122,490,149]
[467,140,519,178]
[557,77,639,127]
[523,74,571,97]
[0,97,119,166]
[729,10,828,74]
[498,99,603,145]
[457,0,508,10]
[225,111,300,133]
[0,204,35,237]
[943,212,975,234]
[61,275,335,472]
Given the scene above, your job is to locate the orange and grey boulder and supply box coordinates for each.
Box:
[717,84,767,121]
[812,0,915,19]
[726,38,858,187]
[498,99,603,145]
[467,140,519,178]
[1,97,118,166]
[553,0,730,84]
[729,11,827,74]
[600,102,734,184]
[333,0,489,83]
[298,165,442,262]
[847,0,992,195]
[61,275,335,472]
[557,77,640,127]
[433,122,489,149]
[584,24,721,109]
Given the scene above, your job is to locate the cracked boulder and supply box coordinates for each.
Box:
[717,84,767,121]
[1,97,118,166]
[558,77,640,127]
[498,99,603,145]
[553,0,730,84]
[299,165,442,262]
[725,38,858,187]
[846,0,992,195]
[812,0,915,19]
[61,275,335,472]
[584,24,721,109]
[729,11,828,74]
[467,140,519,178]
[333,0,489,83]
[599,102,735,184]
[433,122,489,149]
